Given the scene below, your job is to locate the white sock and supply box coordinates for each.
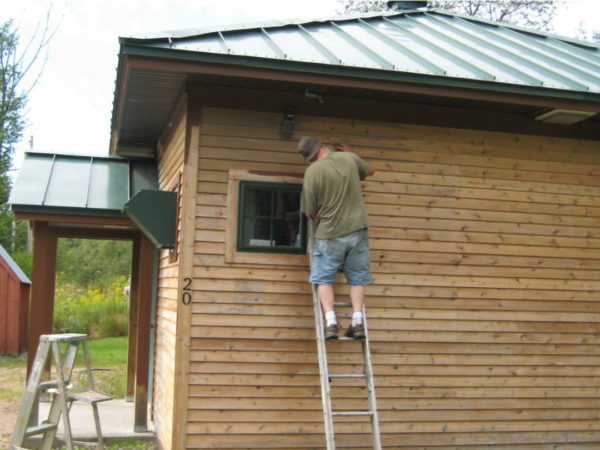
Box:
[325,311,337,326]
[352,312,363,326]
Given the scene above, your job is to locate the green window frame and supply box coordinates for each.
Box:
[237,180,306,254]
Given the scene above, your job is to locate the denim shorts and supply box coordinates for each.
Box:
[310,229,373,286]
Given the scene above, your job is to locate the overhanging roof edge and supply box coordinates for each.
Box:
[119,44,600,105]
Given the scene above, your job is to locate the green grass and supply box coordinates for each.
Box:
[60,438,158,449]
[0,353,27,368]
[0,337,127,369]
[74,336,129,367]
[71,336,129,398]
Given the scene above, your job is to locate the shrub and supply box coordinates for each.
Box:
[54,276,130,338]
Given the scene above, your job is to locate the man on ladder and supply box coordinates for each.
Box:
[298,136,376,339]
[299,136,381,449]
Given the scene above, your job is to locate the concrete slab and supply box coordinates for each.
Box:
[38,398,155,442]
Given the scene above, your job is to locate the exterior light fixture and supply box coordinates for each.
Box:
[281,112,296,134]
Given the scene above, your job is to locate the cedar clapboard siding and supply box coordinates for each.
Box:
[154,107,187,450]
[187,106,600,448]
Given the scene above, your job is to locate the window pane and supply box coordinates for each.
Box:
[242,217,272,247]
[275,190,301,218]
[238,180,305,254]
[245,188,272,217]
[273,219,302,248]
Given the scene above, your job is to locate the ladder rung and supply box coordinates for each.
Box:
[334,302,352,307]
[39,380,59,390]
[68,390,113,403]
[25,422,58,436]
[332,411,373,417]
[329,374,366,379]
[337,337,355,342]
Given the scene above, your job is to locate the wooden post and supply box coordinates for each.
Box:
[28,221,57,375]
[171,109,200,450]
[134,233,154,431]
[126,237,141,402]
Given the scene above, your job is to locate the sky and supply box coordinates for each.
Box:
[3,0,599,174]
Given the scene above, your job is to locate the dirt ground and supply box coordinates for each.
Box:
[0,364,27,448]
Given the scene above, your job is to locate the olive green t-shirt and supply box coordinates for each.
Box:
[301,151,371,239]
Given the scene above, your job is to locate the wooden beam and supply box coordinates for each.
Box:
[14,212,135,228]
[134,233,154,431]
[28,221,57,375]
[127,237,141,402]
[52,227,139,240]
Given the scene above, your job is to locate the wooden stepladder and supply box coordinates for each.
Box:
[309,223,382,449]
[10,333,112,450]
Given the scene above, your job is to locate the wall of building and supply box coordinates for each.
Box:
[184,105,600,448]
[154,105,187,450]
[0,257,29,355]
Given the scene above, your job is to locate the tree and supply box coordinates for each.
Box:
[57,238,133,289]
[340,0,560,31]
[0,14,54,253]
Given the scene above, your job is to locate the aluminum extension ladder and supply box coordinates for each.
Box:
[10,333,112,450]
[309,223,382,449]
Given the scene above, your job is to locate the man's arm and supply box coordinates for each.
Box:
[334,143,375,177]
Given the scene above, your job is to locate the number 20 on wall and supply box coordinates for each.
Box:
[182,277,192,305]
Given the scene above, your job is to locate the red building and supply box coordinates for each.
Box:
[0,244,30,355]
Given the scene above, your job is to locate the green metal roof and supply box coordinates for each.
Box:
[122,9,600,98]
[9,152,158,217]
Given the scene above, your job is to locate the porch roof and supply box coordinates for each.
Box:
[9,152,158,217]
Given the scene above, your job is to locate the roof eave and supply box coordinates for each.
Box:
[119,43,600,107]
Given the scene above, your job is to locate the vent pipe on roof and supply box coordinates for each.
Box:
[387,1,428,10]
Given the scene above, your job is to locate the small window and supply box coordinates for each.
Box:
[237,181,306,254]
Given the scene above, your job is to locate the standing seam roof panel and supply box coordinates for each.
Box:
[418,13,553,86]
[497,27,600,88]
[360,19,448,76]
[383,16,494,79]
[119,9,600,97]
[297,24,341,64]
[448,16,588,90]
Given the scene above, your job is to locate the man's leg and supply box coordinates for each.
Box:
[318,284,339,339]
[318,284,335,312]
[349,285,365,314]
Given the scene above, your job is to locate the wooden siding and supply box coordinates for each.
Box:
[0,258,29,355]
[154,106,187,450]
[187,106,600,448]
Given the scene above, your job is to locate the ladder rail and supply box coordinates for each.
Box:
[362,306,382,450]
[309,219,336,450]
[312,283,336,449]
[41,342,75,450]
[10,341,51,449]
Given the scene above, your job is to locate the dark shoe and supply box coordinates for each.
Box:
[324,323,339,340]
[345,323,365,340]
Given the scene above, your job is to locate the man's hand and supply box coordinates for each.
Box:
[334,143,352,152]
